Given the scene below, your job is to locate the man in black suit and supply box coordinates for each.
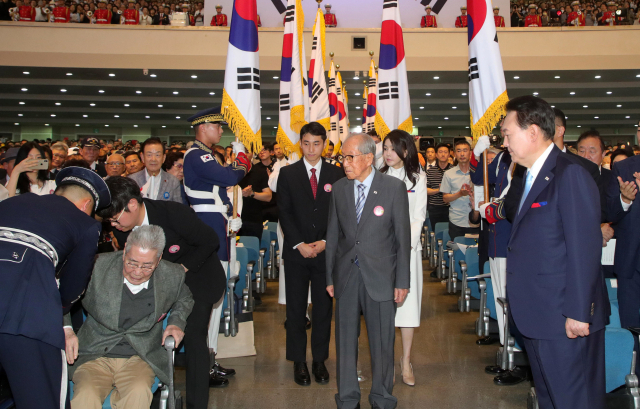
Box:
[79,137,107,178]
[98,176,232,409]
[277,122,344,386]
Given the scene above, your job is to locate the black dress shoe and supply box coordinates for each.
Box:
[311,361,330,384]
[209,371,229,388]
[485,365,509,375]
[306,317,312,330]
[494,366,528,386]
[294,362,311,386]
[212,361,236,377]
[430,270,437,278]
[476,336,499,346]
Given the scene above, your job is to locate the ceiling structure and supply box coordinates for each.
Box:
[1,66,639,140]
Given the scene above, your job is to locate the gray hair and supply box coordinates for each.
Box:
[344,133,376,156]
[51,142,69,152]
[487,147,502,156]
[124,225,166,258]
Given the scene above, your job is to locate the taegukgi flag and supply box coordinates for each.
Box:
[221,0,262,152]
[336,69,349,144]
[277,0,309,156]
[375,0,412,138]
[327,60,340,150]
[467,0,508,140]
[365,58,377,134]
[308,5,330,130]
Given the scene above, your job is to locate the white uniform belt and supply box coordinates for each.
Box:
[192,204,228,213]
[0,227,59,267]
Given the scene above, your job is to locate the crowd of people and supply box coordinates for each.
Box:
[0,98,639,409]
[510,0,639,26]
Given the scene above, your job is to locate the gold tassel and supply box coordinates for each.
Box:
[276,124,301,158]
[221,89,262,153]
[470,90,509,142]
[398,116,414,135]
[290,105,308,134]
[374,112,391,139]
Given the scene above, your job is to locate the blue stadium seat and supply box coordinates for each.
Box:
[605,327,635,393]
[265,222,278,233]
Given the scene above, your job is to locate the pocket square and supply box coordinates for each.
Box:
[157,312,167,323]
[531,201,548,208]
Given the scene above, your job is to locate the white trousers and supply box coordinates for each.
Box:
[489,257,507,345]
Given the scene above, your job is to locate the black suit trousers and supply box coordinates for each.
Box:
[285,258,332,363]
[183,299,214,409]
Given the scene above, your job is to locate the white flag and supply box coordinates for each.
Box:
[327,60,340,149]
[308,6,330,130]
[375,0,412,138]
[365,59,377,133]
[468,0,508,140]
[221,0,261,151]
[276,0,309,156]
[336,70,349,144]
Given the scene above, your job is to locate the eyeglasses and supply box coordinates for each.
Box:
[107,162,124,167]
[172,164,183,169]
[109,208,126,225]
[53,153,66,159]
[342,153,367,163]
[124,259,156,273]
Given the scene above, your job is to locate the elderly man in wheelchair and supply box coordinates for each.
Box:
[63,225,194,409]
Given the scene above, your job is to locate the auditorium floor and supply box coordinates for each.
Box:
[174,262,531,408]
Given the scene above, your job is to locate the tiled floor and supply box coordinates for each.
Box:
[175,262,532,408]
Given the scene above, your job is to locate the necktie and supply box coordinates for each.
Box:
[518,170,534,213]
[310,168,317,199]
[355,184,365,224]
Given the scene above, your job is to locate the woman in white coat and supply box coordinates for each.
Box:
[380,130,427,386]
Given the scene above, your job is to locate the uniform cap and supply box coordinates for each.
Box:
[571,1,580,5]
[182,3,188,7]
[215,4,222,8]
[425,5,431,9]
[493,6,500,10]
[606,1,616,5]
[529,4,536,8]
[0,147,19,164]
[461,5,467,9]
[187,106,227,127]
[80,137,101,148]
[55,166,111,211]
[325,4,332,7]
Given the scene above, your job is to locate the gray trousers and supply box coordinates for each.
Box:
[335,270,397,409]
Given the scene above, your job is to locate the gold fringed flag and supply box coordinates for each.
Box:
[327,60,340,151]
[365,59,377,134]
[221,0,262,152]
[309,5,330,130]
[276,0,308,156]
[467,0,508,141]
[336,70,349,144]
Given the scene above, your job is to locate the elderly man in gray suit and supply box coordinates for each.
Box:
[326,133,411,409]
[128,137,184,203]
[63,225,194,409]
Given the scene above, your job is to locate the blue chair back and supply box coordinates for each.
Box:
[261,230,278,260]
[234,247,249,299]
[265,222,278,233]
[608,300,621,328]
[434,222,448,236]
[605,278,618,302]
[605,327,634,392]
[454,236,477,246]
[238,237,259,261]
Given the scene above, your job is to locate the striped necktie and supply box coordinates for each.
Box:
[355,184,366,224]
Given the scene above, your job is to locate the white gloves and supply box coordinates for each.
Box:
[478,202,490,219]
[229,217,242,232]
[473,135,491,158]
[231,142,246,156]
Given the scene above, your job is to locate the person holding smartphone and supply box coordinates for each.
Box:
[6,142,56,198]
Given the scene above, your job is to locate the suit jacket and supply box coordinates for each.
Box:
[65,251,194,384]
[277,159,344,265]
[566,149,606,222]
[600,166,614,222]
[606,155,640,279]
[506,145,608,340]
[128,169,184,204]
[325,169,411,302]
[113,199,226,304]
[94,162,107,178]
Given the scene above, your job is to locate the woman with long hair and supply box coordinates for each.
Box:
[380,130,427,386]
[7,142,56,197]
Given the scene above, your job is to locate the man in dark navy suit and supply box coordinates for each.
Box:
[277,122,344,386]
[606,152,640,373]
[503,96,607,409]
[0,167,110,409]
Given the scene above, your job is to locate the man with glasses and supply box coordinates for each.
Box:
[98,175,231,408]
[105,153,126,179]
[128,137,183,204]
[49,141,68,178]
[63,225,194,409]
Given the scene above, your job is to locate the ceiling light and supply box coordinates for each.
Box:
[158,104,163,107]
[150,74,157,78]
[19,102,25,105]
[192,105,197,108]
[176,116,181,119]
[452,106,457,109]
[465,126,470,129]
[533,92,539,96]
[66,73,72,76]
[551,105,555,108]
[134,125,138,127]
[209,92,215,95]
[17,114,23,117]
[14,123,19,125]
[414,117,419,120]
[356,117,361,121]
[55,102,61,106]
[626,116,631,119]
[606,91,612,95]
[617,105,622,107]
[44,123,49,126]
[274,126,277,129]
[595,75,601,79]
[438,126,442,129]
[109,73,115,77]
[594,116,599,119]
[105,125,109,127]
[355,106,361,109]
[425,93,431,96]
[419,106,424,109]
[513,76,520,79]
[353,76,359,80]
[23,71,29,75]
[173,91,179,95]
[433,76,439,80]
[162,125,166,128]
[577,125,582,128]
[266,117,271,120]
[98,90,104,93]
[114,115,119,118]
[21,88,27,91]
[191,75,198,79]
[124,104,129,107]
[444,117,449,120]
[583,105,588,108]
[462,92,467,96]
[355,93,361,96]
[569,92,575,95]
[75,124,80,127]
[145,116,150,118]
[554,76,560,79]
[90,103,95,106]
[50,114,56,117]
[637,74,640,78]
[136,90,142,94]
[83,115,88,117]
[273,76,279,79]
[60,89,67,92]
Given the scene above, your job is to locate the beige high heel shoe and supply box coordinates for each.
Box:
[400,361,415,386]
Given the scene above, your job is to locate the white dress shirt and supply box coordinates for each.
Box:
[526,142,555,188]
[124,277,149,294]
[292,158,324,249]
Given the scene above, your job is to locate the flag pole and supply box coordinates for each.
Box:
[483,150,489,203]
